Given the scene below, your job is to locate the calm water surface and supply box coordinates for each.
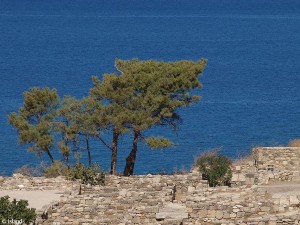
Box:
[1,0,300,175]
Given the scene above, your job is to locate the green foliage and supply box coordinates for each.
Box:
[90,75,135,174]
[114,59,206,175]
[90,75,132,136]
[56,96,101,164]
[0,196,36,225]
[91,58,207,175]
[43,161,68,178]
[66,162,105,185]
[8,87,59,162]
[196,149,232,187]
[145,137,174,149]
[113,58,207,129]
[43,161,105,185]
[9,58,207,176]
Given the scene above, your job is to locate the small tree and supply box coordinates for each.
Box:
[57,96,101,165]
[43,161,68,178]
[113,58,207,176]
[90,74,132,175]
[196,149,232,187]
[67,162,105,185]
[8,87,59,163]
[0,196,36,225]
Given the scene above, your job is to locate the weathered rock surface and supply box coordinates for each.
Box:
[1,147,300,224]
[156,203,188,220]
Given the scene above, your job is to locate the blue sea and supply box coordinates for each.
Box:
[1,0,300,175]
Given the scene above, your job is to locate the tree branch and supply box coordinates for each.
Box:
[95,135,113,150]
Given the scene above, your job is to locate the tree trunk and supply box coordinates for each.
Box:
[46,148,54,163]
[64,154,69,164]
[123,131,139,176]
[110,128,119,175]
[86,135,91,166]
[63,132,69,164]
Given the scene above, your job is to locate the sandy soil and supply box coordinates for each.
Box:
[260,182,300,197]
[0,190,64,210]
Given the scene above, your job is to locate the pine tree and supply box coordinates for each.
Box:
[8,87,59,163]
[90,58,206,175]
[57,96,107,165]
[90,74,132,174]
[9,58,206,175]
[114,59,207,176]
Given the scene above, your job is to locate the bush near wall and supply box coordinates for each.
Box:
[67,162,106,186]
[195,149,232,187]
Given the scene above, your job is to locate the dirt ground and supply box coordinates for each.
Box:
[260,182,300,197]
[0,190,63,210]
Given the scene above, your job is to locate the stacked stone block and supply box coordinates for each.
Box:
[2,147,300,224]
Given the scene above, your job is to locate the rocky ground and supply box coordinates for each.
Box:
[1,147,300,224]
[0,174,80,212]
[1,173,300,225]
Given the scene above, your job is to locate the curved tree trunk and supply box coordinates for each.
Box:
[123,131,139,176]
[63,132,70,164]
[110,128,119,175]
[46,148,54,163]
[86,135,91,166]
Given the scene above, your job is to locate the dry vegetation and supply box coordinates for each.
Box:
[288,139,300,147]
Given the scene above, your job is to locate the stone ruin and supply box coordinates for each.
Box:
[1,147,300,225]
[231,147,300,186]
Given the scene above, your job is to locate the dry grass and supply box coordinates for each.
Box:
[233,154,254,166]
[155,166,189,175]
[193,147,222,163]
[232,148,257,166]
[288,139,300,147]
[14,162,47,177]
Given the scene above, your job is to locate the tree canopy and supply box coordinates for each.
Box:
[9,58,207,176]
[8,87,59,162]
[113,59,206,175]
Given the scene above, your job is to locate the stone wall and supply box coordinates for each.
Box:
[231,147,300,186]
[231,153,258,187]
[38,174,300,225]
[2,147,300,225]
[0,173,79,191]
[38,174,204,225]
[254,147,300,183]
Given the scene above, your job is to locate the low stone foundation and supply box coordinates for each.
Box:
[36,174,300,225]
[1,147,300,224]
[255,147,300,184]
[0,173,79,192]
[231,147,300,186]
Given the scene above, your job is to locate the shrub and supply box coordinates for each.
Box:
[0,196,36,225]
[43,161,68,178]
[14,162,46,177]
[156,166,188,175]
[67,162,105,186]
[14,165,36,177]
[288,139,300,147]
[195,149,232,187]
